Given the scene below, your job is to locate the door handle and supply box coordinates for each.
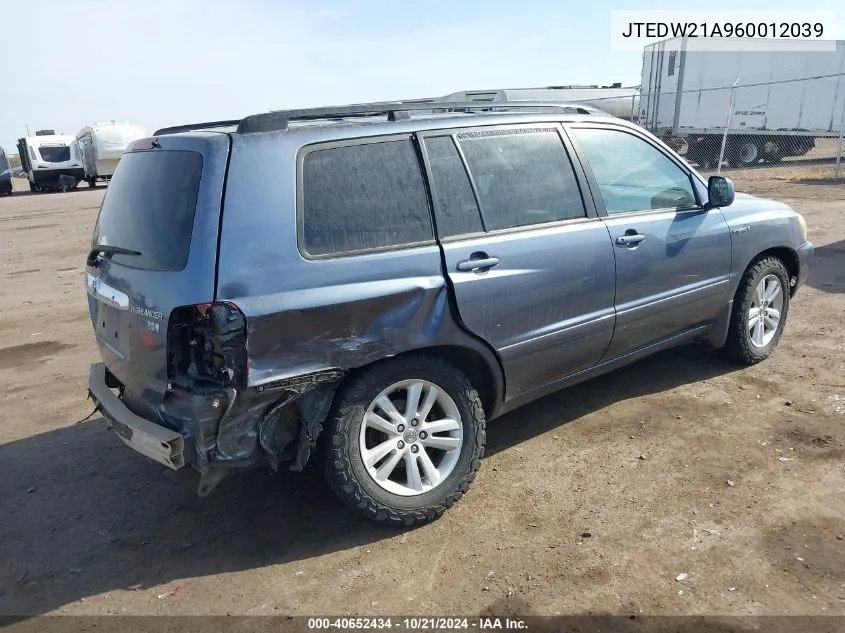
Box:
[456,256,500,272]
[615,233,647,246]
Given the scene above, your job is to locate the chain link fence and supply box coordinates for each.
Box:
[583,73,845,185]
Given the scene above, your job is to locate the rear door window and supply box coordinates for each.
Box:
[92,150,203,271]
[456,128,587,231]
[301,139,434,257]
[423,136,484,238]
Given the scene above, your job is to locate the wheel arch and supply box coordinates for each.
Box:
[340,344,504,421]
[754,246,800,297]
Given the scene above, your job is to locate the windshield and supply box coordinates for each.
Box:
[92,150,203,271]
[38,145,71,163]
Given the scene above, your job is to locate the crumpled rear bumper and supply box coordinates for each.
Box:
[88,363,186,470]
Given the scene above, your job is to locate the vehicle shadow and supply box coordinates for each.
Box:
[485,344,738,457]
[806,239,845,295]
[0,345,738,617]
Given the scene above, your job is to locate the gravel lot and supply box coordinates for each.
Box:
[0,176,843,620]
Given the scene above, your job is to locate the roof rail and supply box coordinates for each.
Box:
[153,119,242,136]
[236,101,603,134]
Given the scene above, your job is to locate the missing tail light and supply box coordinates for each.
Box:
[166,302,247,392]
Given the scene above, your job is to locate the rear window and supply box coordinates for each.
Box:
[38,145,70,162]
[92,150,202,271]
[301,139,434,257]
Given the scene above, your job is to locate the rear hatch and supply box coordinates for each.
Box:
[85,133,231,403]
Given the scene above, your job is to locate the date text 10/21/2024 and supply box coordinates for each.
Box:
[307,617,528,630]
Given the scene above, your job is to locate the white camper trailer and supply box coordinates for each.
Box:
[75,121,147,187]
[16,131,84,192]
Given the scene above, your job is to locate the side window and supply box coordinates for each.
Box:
[571,128,697,215]
[301,140,434,257]
[423,136,484,238]
[457,129,586,231]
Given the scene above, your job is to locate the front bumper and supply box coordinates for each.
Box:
[795,240,814,292]
[88,363,186,470]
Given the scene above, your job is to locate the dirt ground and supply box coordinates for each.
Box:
[0,176,843,620]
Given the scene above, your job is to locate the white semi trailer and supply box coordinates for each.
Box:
[640,38,845,167]
[76,121,147,187]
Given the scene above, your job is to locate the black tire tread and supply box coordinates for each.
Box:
[721,255,790,365]
[323,354,486,527]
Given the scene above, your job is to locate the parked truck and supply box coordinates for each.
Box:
[0,146,12,196]
[640,38,845,168]
[75,121,147,187]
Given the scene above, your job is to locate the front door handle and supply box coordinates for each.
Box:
[456,255,500,272]
[615,233,647,246]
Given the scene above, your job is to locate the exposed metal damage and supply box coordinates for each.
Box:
[93,274,502,498]
[113,301,347,497]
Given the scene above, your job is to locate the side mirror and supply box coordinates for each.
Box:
[707,175,735,208]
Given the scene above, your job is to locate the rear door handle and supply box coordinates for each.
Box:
[615,233,647,246]
[456,256,500,272]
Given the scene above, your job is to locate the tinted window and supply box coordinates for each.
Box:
[457,129,586,231]
[302,140,433,256]
[572,128,697,214]
[38,145,70,162]
[92,150,202,271]
[424,136,484,238]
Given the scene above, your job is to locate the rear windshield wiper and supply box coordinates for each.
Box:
[87,245,142,267]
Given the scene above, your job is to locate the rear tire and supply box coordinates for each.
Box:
[721,256,790,365]
[730,139,761,167]
[87,178,97,188]
[323,355,486,527]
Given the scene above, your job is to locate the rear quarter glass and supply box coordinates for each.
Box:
[92,150,203,272]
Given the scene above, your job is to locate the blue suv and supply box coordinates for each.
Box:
[85,101,813,525]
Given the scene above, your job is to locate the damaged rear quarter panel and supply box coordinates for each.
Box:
[214,132,501,394]
[238,275,450,386]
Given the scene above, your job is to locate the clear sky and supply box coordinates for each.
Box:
[2,0,842,152]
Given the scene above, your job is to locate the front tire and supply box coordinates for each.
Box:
[721,256,790,365]
[323,355,486,526]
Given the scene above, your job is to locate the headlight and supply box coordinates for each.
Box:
[797,214,807,240]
